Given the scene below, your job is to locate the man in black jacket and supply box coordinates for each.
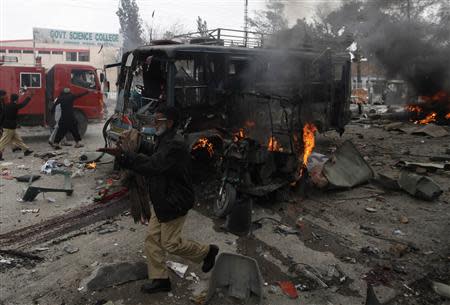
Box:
[99,106,219,294]
[0,93,34,161]
[52,88,89,149]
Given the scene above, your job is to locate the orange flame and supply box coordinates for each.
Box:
[445,113,450,120]
[405,105,422,114]
[86,162,97,169]
[419,91,448,103]
[417,112,437,124]
[233,128,246,142]
[267,136,283,152]
[302,123,318,168]
[192,137,214,157]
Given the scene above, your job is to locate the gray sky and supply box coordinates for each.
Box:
[0,0,338,40]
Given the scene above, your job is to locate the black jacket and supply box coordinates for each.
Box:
[118,130,195,222]
[2,97,31,129]
[52,92,88,122]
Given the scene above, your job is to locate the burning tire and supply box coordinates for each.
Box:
[214,183,237,218]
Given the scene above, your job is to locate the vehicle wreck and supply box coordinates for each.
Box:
[106,29,352,218]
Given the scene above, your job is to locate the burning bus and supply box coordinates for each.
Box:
[105,30,352,217]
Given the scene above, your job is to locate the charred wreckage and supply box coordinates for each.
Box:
[105,30,352,232]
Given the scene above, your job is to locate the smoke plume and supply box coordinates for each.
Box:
[361,15,450,96]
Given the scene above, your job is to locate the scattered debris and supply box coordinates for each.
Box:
[411,124,449,138]
[81,262,148,291]
[342,256,357,264]
[307,153,329,188]
[322,141,374,189]
[63,244,79,254]
[390,244,409,258]
[290,264,328,288]
[274,224,298,235]
[393,229,405,236]
[40,160,59,174]
[188,272,200,282]
[33,247,50,252]
[0,256,14,265]
[399,216,409,224]
[365,207,378,213]
[431,281,450,299]
[277,281,298,299]
[15,175,41,183]
[396,161,450,171]
[97,225,119,235]
[398,171,443,201]
[206,253,264,304]
[189,291,207,304]
[21,209,40,214]
[365,284,382,305]
[359,225,380,236]
[361,246,381,257]
[1,169,14,180]
[22,169,73,202]
[166,261,189,278]
[35,151,66,160]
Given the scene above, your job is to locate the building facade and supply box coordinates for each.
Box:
[0,27,121,92]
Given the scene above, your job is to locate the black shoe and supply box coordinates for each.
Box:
[12,147,22,153]
[202,244,219,273]
[24,150,33,156]
[141,279,171,294]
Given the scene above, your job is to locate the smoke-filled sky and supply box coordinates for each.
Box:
[0,0,340,40]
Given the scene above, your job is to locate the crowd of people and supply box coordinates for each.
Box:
[0,87,89,160]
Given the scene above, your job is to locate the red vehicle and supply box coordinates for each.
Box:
[0,63,104,136]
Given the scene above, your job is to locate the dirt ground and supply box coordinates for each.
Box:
[0,104,449,305]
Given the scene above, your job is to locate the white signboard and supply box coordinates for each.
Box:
[33,27,121,47]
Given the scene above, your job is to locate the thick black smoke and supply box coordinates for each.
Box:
[362,19,450,96]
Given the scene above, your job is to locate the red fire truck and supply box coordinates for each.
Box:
[0,63,104,136]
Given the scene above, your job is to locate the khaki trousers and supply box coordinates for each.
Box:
[0,128,29,152]
[144,207,209,279]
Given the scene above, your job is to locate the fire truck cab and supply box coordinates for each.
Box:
[0,63,104,136]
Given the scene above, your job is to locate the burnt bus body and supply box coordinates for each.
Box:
[108,41,351,217]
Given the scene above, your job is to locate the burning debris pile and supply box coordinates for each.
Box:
[405,91,450,125]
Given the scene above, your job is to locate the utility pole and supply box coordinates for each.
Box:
[407,0,411,21]
[244,0,248,47]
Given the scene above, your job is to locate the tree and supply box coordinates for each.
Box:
[117,0,144,51]
[143,21,187,42]
[248,0,288,34]
[196,16,208,37]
